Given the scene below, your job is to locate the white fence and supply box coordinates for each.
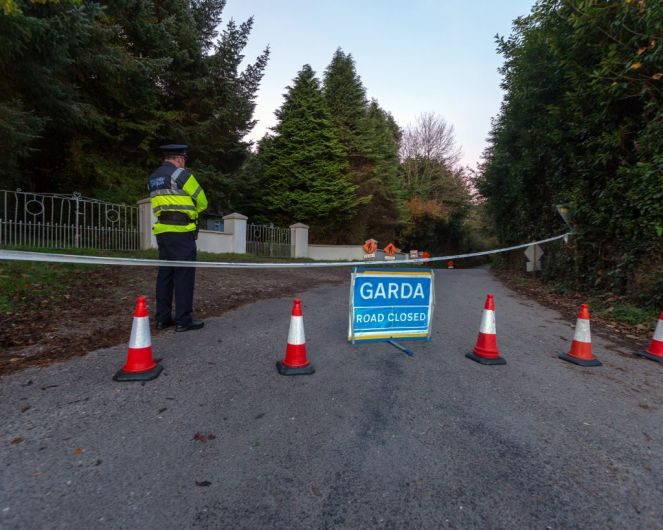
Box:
[0,190,401,261]
[0,189,139,250]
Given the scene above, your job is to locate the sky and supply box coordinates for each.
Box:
[221,0,536,169]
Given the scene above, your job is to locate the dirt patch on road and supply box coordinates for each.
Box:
[0,266,348,376]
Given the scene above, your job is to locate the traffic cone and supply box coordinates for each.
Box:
[559,304,601,367]
[113,296,163,381]
[276,298,315,376]
[636,312,663,362]
[447,260,454,269]
[466,294,506,365]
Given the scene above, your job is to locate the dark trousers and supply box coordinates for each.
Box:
[155,231,197,325]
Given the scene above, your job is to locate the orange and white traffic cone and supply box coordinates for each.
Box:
[466,294,506,365]
[276,298,315,376]
[113,296,163,381]
[636,312,663,363]
[559,304,601,367]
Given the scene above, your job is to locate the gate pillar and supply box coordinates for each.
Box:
[290,223,309,258]
[138,198,157,250]
[224,212,248,254]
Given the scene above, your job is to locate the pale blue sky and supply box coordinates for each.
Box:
[222,0,536,169]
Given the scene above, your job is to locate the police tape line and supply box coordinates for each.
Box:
[0,233,570,269]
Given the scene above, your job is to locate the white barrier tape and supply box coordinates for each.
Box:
[0,233,570,269]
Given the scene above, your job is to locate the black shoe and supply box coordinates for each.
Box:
[156,320,175,330]
[176,320,204,332]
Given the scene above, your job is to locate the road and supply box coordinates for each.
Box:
[2,267,662,529]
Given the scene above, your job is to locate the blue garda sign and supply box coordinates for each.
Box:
[348,268,435,343]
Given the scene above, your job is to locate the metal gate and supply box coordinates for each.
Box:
[246,223,293,258]
[0,189,139,250]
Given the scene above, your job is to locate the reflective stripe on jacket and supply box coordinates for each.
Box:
[148,162,208,235]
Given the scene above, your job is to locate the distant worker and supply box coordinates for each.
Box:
[148,144,208,332]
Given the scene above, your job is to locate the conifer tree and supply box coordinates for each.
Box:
[323,48,367,157]
[322,49,403,242]
[0,0,268,208]
[257,65,360,240]
[359,100,404,243]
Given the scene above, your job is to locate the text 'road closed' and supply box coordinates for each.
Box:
[348,268,435,343]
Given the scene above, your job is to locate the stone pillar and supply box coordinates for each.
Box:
[290,223,309,258]
[223,212,248,254]
[137,198,157,250]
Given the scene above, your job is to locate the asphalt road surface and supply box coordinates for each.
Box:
[2,267,662,529]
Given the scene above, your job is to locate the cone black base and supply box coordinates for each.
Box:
[558,353,601,367]
[113,363,163,382]
[276,361,315,376]
[465,352,506,365]
[635,351,663,363]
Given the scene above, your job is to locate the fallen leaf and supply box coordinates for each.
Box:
[652,73,663,80]
[72,448,83,456]
[193,432,216,443]
[312,486,322,497]
[11,437,24,445]
[195,480,211,487]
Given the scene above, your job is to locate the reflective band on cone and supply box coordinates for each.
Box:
[276,298,315,376]
[636,312,663,362]
[559,304,601,367]
[114,296,163,382]
[466,294,506,365]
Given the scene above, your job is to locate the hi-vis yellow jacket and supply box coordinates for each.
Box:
[148,162,208,235]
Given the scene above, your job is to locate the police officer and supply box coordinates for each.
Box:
[148,144,208,332]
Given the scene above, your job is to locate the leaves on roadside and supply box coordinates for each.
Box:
[11,437,24,445]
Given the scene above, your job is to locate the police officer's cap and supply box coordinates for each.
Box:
[159,144,188,156]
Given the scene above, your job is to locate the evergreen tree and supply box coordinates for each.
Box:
[323,48,367,157]
[357,100,404,243]
[257,65,360,240]
[322,48,403,242]
[0,0,268,209]
[478,0,663,305]
[0,0,101,191]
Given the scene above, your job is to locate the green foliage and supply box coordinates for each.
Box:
[322,49,403,243]
[358,100,404,243]
[323,49,368,156]
[0,0,268,208]
[256,65,361,240]
[478,0,663,307]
